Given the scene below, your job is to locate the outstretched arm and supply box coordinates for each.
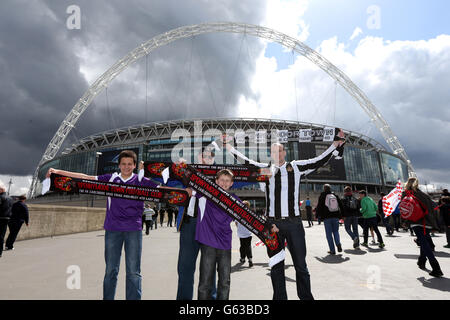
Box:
[219,134,269,168]
[46,168,96,180]
[293,129,346,176]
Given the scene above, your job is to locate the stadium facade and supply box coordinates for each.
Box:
[35,118,409,207]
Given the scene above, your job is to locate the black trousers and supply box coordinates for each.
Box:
[239,237,252,260]
[6,220,23,249]
[268,217,314,300]
[363,217,384,244]
[143,220,152,234]
[0,219,9,256]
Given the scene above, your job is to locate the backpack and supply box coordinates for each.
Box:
[399,191,428,222]
[0,194,13,218]
[325,193,339,212]
[347,196,358,210]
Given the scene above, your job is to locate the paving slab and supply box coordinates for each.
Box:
[0,222,449,300]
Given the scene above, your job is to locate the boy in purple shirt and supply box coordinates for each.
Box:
[194,169,237,300]
[47,150,186,300]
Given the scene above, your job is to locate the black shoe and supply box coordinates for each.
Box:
[429,269,444,278]
[337,244,342,252]
[4,247,13,251]
[417,260,426,270]
[239,258,245,264]
[248,260,253,267]
[328,251,336,255]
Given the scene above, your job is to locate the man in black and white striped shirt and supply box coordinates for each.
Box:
[222,130,345,300]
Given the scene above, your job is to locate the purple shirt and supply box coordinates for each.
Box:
[195,193,238,250]
[97,172,158,231]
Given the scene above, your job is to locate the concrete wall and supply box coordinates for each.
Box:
[6,204,106,241]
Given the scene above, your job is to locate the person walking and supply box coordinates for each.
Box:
[377,193,393,236]
[305,198,313,227]
[152,208,158,230]
[359,190,385,249]
[0,184,13,258]
[159,208,165,227]
[401,178,443,277]
[5,195,29,250]
[342,186,360,249]
[142,204,154,235]
[236,201,253,267]
[167,207,174,227]
[316,184,344,255]
[441,196,450,248]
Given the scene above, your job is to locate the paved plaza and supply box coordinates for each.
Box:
[0,221,449,300]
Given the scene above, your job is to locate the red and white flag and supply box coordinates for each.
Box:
[382,181,403,217]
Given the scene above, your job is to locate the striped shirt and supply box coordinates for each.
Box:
[228,144,342,219]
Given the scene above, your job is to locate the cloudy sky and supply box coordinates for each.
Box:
[0,0,449,195]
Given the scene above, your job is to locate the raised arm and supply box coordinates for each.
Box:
[293,129,346,176]
[46,168,97,180]
[220,135,269,168]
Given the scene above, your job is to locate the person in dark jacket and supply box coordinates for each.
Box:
[5,195,29,250]
[317,184,344,255]
[440,196,450,248]
[342,186,361,249]
[0,185,13,257]
[378,193,394,236]
[401,178,443,278]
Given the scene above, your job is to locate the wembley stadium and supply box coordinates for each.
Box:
[32,118,409,210]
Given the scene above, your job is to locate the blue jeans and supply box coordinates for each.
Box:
[177,217,216,300]
[413,226,438,265]
[103,230,142,300]
[268,217,314,300]
[324,218,341,253]
[344,216,359,240]
[382,216,393,234]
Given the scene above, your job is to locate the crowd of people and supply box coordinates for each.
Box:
[1,129,448,300]
[0,185,29,258]
[312,181,447,278]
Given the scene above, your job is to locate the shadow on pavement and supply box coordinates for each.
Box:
[344,249,367,255]
[231,262,270,274]
[395,251,450,260]
[314,254,350,264]
[417,276,450,292]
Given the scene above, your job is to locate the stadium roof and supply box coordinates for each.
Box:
[62,118,387,155]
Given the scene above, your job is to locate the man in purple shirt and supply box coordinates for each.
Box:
[47,150,185,300]
[193,169,236,300]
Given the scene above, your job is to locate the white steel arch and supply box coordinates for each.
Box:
[29,22,415,197]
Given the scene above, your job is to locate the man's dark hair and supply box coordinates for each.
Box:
[359,190,367,196]
[118,150,137,164]
[18,195,27,201]
[380,192,386,197]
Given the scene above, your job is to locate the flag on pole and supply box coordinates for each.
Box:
[382,181,403,217]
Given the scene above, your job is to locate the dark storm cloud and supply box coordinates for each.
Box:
[0,0,267,175]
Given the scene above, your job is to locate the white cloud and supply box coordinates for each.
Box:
[238,33,450,188]
[0,175,32,196]
[263,0,310,42]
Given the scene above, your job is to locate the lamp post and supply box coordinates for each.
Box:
[91,152,102,207]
